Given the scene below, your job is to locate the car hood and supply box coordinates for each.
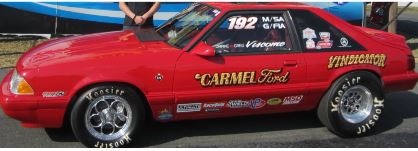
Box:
[17,30,176,70]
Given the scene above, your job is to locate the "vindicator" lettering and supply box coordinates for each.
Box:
[328,54,386,69]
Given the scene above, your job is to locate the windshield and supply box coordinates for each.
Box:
[157,3,220,48]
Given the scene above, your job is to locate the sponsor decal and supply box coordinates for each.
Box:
[328,54,386,69]
[227,98,265,109]
[319,32,331,41]
[339,37,351,48]
[267,98,282,106]
[316,32,332,49]
[306,39,316,49]
[203,102,225,112]
[316,41,333,49]
[228,16,258,30]
[303,28,317,50]
[228,100,249,108]
[233,43,245,48]
[214,44,229,49]
[155,73,163,81]
[42,91,65,97]
[194,68,290,87]
[94,135,131,148]
[283,95,304,105]
[158,109,173,120]
[177,103,202,113]
[248,98,266,109]
[302,28,317,39]
[203,102,225,108]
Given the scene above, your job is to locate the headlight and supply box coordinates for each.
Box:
[9,69,34,95]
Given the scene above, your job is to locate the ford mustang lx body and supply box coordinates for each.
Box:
[1,2,418,147]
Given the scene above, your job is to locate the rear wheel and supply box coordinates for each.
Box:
[71,85,145,147]
[317,71,384,137]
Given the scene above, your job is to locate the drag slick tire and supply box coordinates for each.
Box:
[317,71,384,137]
[71,84,145,148]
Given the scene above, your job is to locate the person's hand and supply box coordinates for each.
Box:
[140,16,148,24]
[141,16,148,23]
[134,16,144,25]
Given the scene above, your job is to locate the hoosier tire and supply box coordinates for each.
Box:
[317,71,384,137]
[71,85,145,148]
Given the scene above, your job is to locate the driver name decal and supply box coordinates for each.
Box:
[245,41,286,48]
[194,68,290,87]
[328,54,386,69]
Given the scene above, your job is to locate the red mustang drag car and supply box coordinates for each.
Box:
[1,2,418,147]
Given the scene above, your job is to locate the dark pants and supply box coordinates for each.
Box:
[122,26,140,30]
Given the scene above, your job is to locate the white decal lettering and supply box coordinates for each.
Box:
[228,17,258,30]
[245,41,285,48]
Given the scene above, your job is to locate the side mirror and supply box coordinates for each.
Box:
[191,41,216,57]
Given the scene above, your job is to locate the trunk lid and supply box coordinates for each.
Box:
[355,26,409,50]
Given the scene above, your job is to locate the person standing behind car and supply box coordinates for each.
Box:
[119,2,160,30]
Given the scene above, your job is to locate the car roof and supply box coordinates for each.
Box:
[202,2,313,11]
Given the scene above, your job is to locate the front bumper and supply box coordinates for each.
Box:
[0,71,67,128]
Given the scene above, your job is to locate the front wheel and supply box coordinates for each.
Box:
[70,85,145,147]
[317,71,385,137]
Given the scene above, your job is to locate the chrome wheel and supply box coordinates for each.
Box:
[339,85,373,124]
[85,95,132,141]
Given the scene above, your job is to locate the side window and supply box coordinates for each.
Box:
[290,10,364,51]
[205,13,293,54]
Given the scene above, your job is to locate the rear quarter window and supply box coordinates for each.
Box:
[290,10,365,51]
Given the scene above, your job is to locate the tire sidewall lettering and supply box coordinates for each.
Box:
[329,75,384,135]
[74,85,141,148]
[85,87,126,101]
[93,135,132,148]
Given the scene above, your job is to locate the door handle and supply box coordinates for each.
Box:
[283,60,298,67]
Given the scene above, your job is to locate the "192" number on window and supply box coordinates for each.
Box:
[228,17,258,30]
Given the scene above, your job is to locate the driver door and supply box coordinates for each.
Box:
[173,11,307,119]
